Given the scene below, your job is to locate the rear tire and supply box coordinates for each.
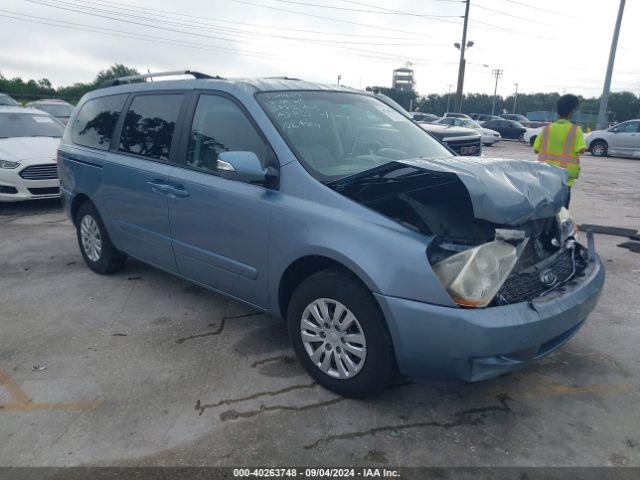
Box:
[529,135,537,146]
[590,140,608,157]
[287,269,393,398]
[76,202,126,274]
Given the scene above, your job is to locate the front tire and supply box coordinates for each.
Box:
[590,140,608,157]
[529,135,537,146]
[287,269,393,398]
[76,202,126,274]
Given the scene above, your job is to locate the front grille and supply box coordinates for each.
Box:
[19,164,58,180]
[28,187,60,195]
[497,247,584,305]
[444,137,482,156]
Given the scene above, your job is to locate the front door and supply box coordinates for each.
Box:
[610,121,640,155]
[168,93,277,307]
[103,92,186,272]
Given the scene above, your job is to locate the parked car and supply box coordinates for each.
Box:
[374,95,482,156]
[59,72,604,397]
[0,106,63,201]
[585,119,640,158]
[435,117,501,146]
[481,119,527,140]
[418,122,483,155]
[500,114,529,123]
[25,99,75,125]
[443,112,472,119]
[410,112,438,123]
[523,126,543,146]
[0,93,20,106]
[470,113,501,122]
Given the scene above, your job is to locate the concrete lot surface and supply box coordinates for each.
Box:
[1,142,639,467]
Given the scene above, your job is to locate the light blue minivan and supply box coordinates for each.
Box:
[59,71,604,397]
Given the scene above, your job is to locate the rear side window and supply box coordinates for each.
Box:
[119,94,184,161]
[186,94,270,174]
[71,94,127,150]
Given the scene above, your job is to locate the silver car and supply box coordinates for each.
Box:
[586,119,640,158]
[25,99,75,125]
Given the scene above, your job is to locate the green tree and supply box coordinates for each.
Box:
[93,64,140,87]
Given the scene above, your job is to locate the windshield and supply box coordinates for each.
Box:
[459,119,480,129]
[0,94,19,106]
[32,103,74,117]
[258,91,451,181]
[0,112,64,138]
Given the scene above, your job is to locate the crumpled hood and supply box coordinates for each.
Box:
[0,137,61,161]
[398,156,568,225]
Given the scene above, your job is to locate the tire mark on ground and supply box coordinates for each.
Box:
[194,382,317,415]
[303,393,512,449]
[219,397,345,421]
[250,354,295,368]
[176,311,263,344]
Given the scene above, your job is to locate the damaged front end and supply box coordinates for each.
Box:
[329,157,589,308]
[428,215,589,308]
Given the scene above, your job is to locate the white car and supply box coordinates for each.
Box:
[523,126,543,146]
[435,117,501,145]
[585,120,640,158]
[0,106,64,202]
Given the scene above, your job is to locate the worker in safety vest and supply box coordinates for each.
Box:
[533,94,586,208]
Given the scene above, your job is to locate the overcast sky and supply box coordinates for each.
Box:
[0,0,638,97]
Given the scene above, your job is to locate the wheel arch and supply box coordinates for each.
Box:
[277,255,376,321]
[70,193,94,225]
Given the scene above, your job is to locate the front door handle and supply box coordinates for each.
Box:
[147,180,171,196]
[166,185,190,198]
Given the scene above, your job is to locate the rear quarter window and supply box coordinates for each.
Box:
[71,94,127,150]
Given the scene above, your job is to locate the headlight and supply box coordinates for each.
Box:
[432,240,520,308]
[556,207,578,244]
[0,159,20,169]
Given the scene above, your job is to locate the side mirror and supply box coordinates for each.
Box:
[217,151,277,186]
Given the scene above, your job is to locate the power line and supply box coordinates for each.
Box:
[18,0,437,64]
[0,10,276,60]
[28,0,443,47]
[472,3,557,27]
[269,0,463,18]
[50,0,440,44]
[230,0,440,37]
[497,0,576,17]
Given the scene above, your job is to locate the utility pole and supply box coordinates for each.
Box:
[491,69,503,116]
[337,74,342,86]
[454,0,470,112]
[597,0,625,130]
[512,83,519,114]
[446,84,453,113]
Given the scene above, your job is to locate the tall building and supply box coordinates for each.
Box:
[392,65,414,91]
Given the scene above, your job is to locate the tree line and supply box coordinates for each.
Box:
[0,64,139,104]
[367,86,640,126]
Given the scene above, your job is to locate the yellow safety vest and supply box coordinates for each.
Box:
[536,122,581,186]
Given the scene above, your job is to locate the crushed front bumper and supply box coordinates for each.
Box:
[375,254,605,382]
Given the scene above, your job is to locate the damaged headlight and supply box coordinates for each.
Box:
[555,207,578,245]
[432,240,520,308]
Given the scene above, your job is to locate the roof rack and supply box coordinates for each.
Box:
[100,70,221,88]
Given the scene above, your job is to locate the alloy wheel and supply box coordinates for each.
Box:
[300,298,367,379]
[80,214,102,262]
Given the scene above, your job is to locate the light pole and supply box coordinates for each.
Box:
[454,0,471,113]
[512,83,519,114]
[491,69,503,116]
[597,0,626,129]
[446,84,453,113]
[337,74,342,86]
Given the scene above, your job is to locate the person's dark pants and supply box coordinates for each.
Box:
[565,187,571,209]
